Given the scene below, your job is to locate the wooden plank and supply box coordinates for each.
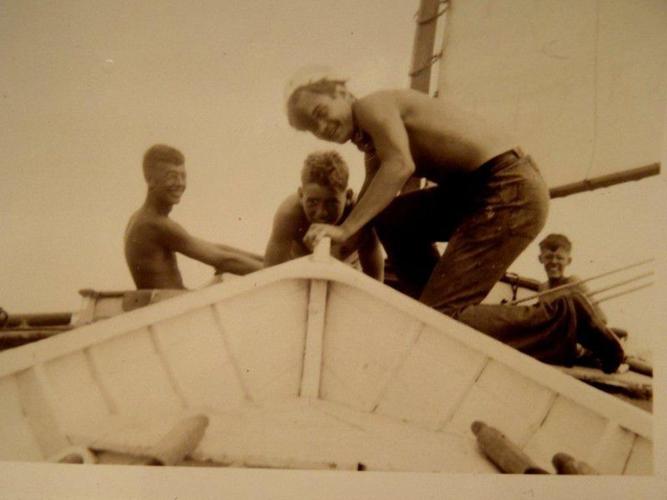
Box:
[44,351,111,429]
[587,422,635,474]
[0,375,44,461]
[148,325,188,409]
[16,366,70,458]
[319,283,420,412]
[214,280,308,402]
[300,280,328,398]
[374,325,487,430]
[522,395,609,473]
[444,361,556,447]
[152,307,247,411]
[623,435,653,475]
[88,328,182,418]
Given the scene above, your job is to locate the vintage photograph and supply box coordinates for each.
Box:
[1,0,665,497]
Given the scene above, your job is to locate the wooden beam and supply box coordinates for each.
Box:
[549,163,660,199]
[300,279,328,399]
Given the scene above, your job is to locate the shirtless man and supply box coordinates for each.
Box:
[284,68,623,372]
[264,150,383,280]
[125,144,262,289]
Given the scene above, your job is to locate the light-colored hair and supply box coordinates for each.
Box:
[142,144,185,181]
[301,150,349,192]
[286,79,347,131]
[539,233,572,252]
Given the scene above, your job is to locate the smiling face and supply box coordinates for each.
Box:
[299,182,350,225]
[148,162,187,205]
[539,246,572,281]
[291,89,355,143]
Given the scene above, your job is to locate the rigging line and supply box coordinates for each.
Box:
[584,0,601,181]
[414,0,449,25]
[509,258,654,305]
[409,51,444,78]
[593,282,654,305]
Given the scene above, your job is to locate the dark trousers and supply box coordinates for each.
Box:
[375,151,623,368]
[375,151,549,316]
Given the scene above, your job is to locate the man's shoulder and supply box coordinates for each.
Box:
[274,194,304,219]
[127,210,179,239]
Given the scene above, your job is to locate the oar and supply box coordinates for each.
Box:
[586,271,654,297]
[509,258,654,305]
[593,282,654,305]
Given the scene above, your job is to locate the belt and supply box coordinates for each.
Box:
[477,147,526,173]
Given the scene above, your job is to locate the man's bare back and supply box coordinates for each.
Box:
[125,208,185,289]
[353,89,517,181]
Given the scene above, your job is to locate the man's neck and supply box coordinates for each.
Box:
[548,276,571,288]
[144,193,173,216]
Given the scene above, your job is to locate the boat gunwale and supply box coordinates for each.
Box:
[0,254,653,440]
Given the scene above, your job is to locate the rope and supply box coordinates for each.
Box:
[409,51,443,78]
[414,0,449,25]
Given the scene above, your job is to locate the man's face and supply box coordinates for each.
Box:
[149,162,187,205]
[539,247,572,280]
[294,89,354,144]
[299,183,350,225]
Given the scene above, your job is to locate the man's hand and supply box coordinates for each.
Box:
[303,223,348,251]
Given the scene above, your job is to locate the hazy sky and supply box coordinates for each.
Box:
[1,0,665,354]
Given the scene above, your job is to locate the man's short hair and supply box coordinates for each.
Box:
[301,150,349,192]
[539,233,572,252]
[286,79,346,131]
[142,144,185,181]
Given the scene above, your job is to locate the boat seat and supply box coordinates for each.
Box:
[75,289,186,325]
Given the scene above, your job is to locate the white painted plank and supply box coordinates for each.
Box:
[89,328,182,417]
[624,436,653,475]
[374,326,487,430]
[44,351,110,430]
[193,399,497,473]
[0,376,43,461]
[588,422,636,474]
[444,360,556,446]
[15,367,70,458]
[300,280,328,398]
[522,395,609,472]
[320,283,420,412]
[151,307,246,411]
[214,280,308,402]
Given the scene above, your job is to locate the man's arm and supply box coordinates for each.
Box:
[215,243,264,266]
[304,92,415,248]
[357,227,385,282]
[156,219,262,275]
[264,201,304,267]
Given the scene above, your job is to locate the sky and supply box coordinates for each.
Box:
[1,0,665,356]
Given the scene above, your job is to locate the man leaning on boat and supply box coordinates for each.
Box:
[124,144,262,290]
[283,66,624,373]
[264,150,384,279]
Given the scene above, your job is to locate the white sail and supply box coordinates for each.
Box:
[437,0,666,188]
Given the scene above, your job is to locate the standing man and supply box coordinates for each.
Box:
[284,68,623,372]
[125,144,262,289]
[264,150,383,280]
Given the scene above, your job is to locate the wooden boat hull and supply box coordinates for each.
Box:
[0,256,652,474]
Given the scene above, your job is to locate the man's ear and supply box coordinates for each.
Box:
[297,186,303,200]
[345,188,353,204]
[566,255,572,266]
[538,253,545,264]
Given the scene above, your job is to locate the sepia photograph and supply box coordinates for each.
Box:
[1,0,665,498]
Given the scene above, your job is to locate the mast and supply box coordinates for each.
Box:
[404,0,447,193]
